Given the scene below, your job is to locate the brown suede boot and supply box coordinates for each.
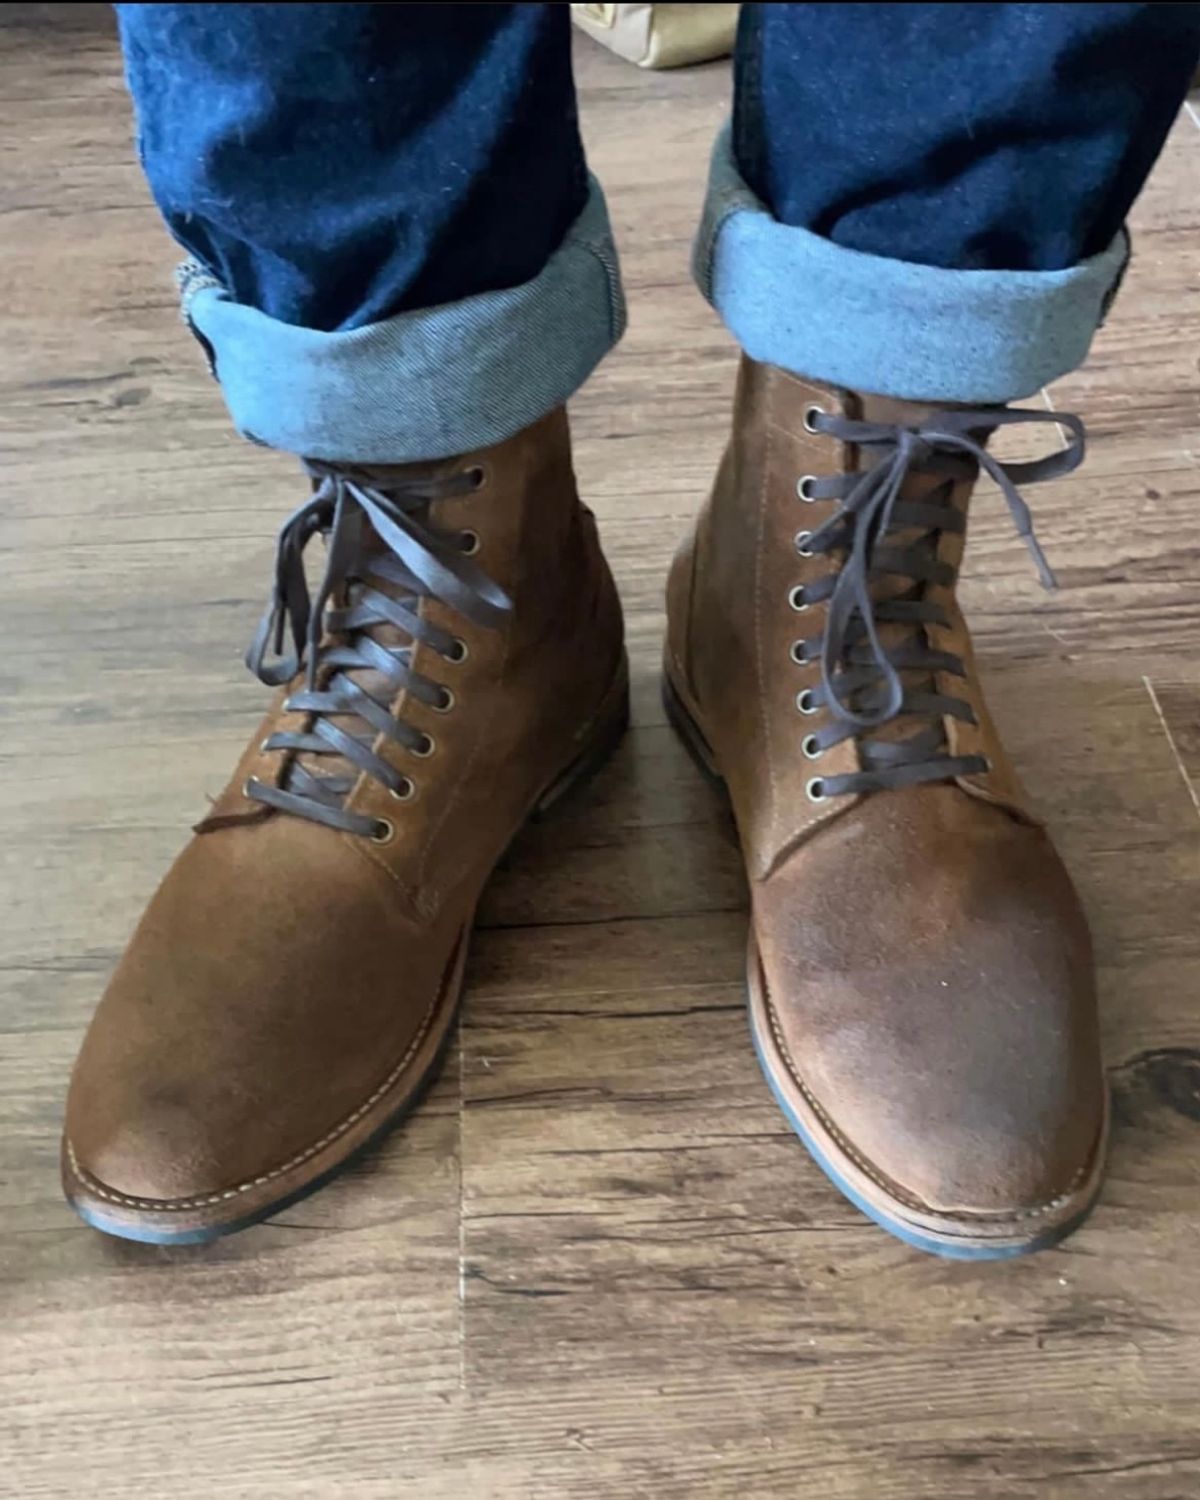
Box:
[64,408,626,1242]
[665,355,1107,1258]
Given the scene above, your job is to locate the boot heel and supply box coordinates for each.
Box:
[661,668,725,790]
[531,655,630,821]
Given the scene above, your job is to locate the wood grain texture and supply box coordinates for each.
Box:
[2,8,1199,1497]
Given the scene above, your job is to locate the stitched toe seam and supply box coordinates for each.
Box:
[761,980,1092,1229]
[65,971,447,1214]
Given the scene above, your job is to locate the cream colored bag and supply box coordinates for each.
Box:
[571,3,739,69]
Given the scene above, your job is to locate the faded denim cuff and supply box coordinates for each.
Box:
[179,177,625,462]
[693,125,1130,404]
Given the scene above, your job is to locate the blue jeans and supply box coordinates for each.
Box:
[117,2,1200,460]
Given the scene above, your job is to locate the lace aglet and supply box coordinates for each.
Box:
[1023,532,1057,590]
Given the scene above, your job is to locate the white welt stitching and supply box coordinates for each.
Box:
[66,977,447,1214]
[760,984,1088,1227]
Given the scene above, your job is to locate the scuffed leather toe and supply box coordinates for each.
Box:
[64,816,453,1212]
[753,786,1106,1218]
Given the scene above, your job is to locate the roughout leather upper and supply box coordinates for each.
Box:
[65,408,625,1209]
[667,355,1105,1219]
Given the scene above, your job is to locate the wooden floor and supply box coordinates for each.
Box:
[3,7,1200,1497]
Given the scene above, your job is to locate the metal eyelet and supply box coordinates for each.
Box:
[389,777,415,802]
[432,686,456,713]
[795,531,815,558]
[371,818,396,844]
[445,637,469,664]
[459,530,480,556]
[796,475,818,503]
[242,777,257,800]
[796,689,817,715]
[258,738,272,753]
[790,640,808,664]
[788,585,809,612]
[412,733,435,758]
[802,733,823,760]
[465,465,486,490]
[803,405,827,435]
[806,777,827,803]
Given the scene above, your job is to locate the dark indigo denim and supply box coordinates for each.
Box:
[119,1,1200,446]
[735,2,1200,273]
[116,3,587,332]
[120,1,1200,331]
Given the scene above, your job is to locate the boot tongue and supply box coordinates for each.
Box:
[855,392,953,428]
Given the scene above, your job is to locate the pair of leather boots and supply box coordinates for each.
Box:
[63,356,1107,1257]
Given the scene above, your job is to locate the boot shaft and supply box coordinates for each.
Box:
[204,408,625,905]
[668,356,1030,876]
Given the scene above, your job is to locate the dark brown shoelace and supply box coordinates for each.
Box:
[794,405,1085,801]
[244,461,511,838]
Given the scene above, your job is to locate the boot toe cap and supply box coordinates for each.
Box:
[753,788,1107,1228]
[63,820,458,1238]
[65,1092,236,1209]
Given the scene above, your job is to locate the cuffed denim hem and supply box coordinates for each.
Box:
[179,177,625,462]
[693,125,1130,404]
